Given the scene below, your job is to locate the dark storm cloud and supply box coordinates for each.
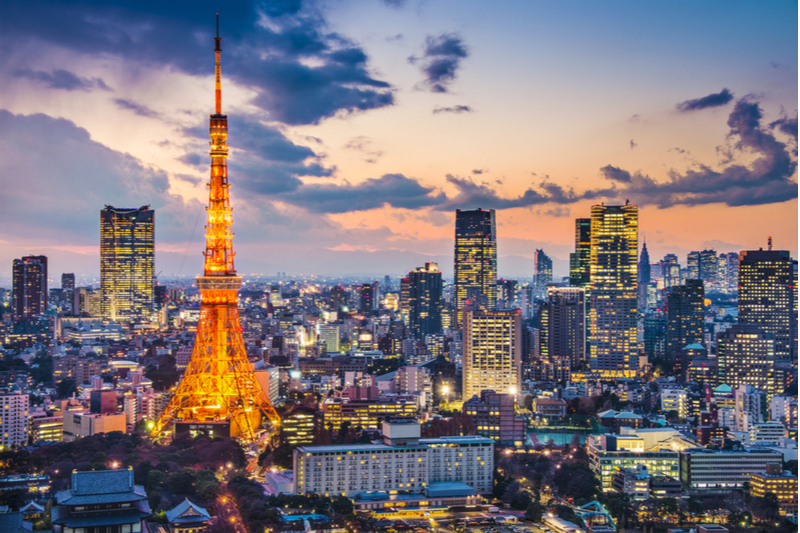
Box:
[4,1,393,125]
[279,174,446,213]
[0,110,199,242]
[434,175,613,211]
[676,88,734,112]
[409,34,468,93]
[11,68,111,92]
[113,98,160,118]
[598,99,797,207]
[432,105,472,114]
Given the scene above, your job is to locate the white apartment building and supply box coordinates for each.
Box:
[293,421,493,497]
[735,384,764,432]
[770,395,798,427]
[749,422,786,445]
[661,388,689,418]
[463,310,522,400]
[0,392,29,449]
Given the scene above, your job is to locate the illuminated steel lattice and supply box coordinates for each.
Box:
[153,19,279,441]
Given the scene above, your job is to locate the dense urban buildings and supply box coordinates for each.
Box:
[12,255,48,317]
[453,208,497,329]
[588,202,639,377]
[462,309,522,400]
[717,325,777,396]
[100,205,155,323]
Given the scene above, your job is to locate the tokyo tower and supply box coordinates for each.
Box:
[152,16,279,441]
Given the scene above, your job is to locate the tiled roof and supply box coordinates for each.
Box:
[0,512,31,533]
[53,509,151,528]
[57,469,147,505]
[165,498,212,524]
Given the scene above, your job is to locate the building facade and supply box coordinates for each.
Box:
[0,392,29,450]
[454,209,497,329]
[738,249,797,365]
[569,218,591,288]
[538,287,586,368]
[407,263,443,340]
[100,205,155,323]
[717,325,777,397]
[679,447,783,495]
[12,255,48,317]
[533,249,553,300]
[462,309,522,400]
[589,203,639,377]
[665,280,705,363]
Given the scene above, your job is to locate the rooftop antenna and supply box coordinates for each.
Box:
[768,236,772,251]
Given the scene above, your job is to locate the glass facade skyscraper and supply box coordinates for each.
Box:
[569,218,591,288]
[100,205,154,323]
[738,249,797,365]
[533,249,553,300]
[589,202,638,377]
[454,209,497,329]
[407,262,443,339]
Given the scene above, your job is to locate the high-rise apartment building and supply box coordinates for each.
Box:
[0,392,29,450]
[717,324,777,396]
[738,249,797,365]
[454,209,497,329]
[407,263,443,339]
[100,205,154,323]
[569,218,591,288]
[665,280,705,363]
[589,203,638,377]
[538,287,586,369]
[12,255,48,317]
[661,254,681,288]
[463,309,522,400]
[61,273,75,290]
[533,249,553,300]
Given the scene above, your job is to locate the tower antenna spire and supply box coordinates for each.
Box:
[214,13,222,115]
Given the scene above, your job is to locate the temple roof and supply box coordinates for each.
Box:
[166,498,212,524]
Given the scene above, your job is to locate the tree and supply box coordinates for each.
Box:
[525,501,544,522]
[56,379,77,398]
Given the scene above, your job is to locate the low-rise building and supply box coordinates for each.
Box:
[62,411,126,442]
[589,434,680,491]
[597,410,644,433]
[532,397,567,419]
[321,386,417,432]
[463,390,526,445]
[749,463,797,516]
[679,447,783,495]
[661,388,689,418]
[293,420,493,497]
[165,497,212,533]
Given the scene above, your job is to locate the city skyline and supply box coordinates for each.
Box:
[0,1,797,282]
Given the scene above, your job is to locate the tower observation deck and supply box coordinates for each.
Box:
[152,16,279,441]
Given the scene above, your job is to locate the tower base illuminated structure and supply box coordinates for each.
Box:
[153,17,279,441]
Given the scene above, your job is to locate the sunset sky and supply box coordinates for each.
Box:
[0,0,797,284]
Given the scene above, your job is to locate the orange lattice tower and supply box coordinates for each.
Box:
[152,16,279,441]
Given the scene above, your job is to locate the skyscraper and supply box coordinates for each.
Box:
[454,209,497,329]
[665,279,705,371]
[638,242,651,308]
[463,309,522,400]
[589,202,638,377]
[100,205,154,323]
[358,282,380,314]
[738,248,797,365]
[717,324,776,396]
[12,256,47,317]
[533,249,553,300]
[569,218,591,288]
[61,273,75,290]
[407,262,443,339]
[687,251,700,280]
[153,18,279,440]
[661,254,681,288]
[538,287,586,369]
[699,249,718,284]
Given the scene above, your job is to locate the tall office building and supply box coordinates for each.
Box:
[12,255,48,317]
[533,249,553,300]
[589,202,638,377]
[454,209,497,329]
[330,285,346,312]
[407,262,443,339]
[638,242,651,308]
[359,282,380,314]
[717,324,777,396]
[721,252,739,291]
[538,287,586,369]
[738,249,797,365]
[665,279,704,371]
[687,251,700,280]
[399,278,412,325]
[661,254,681,288]
[61,273,75,290]
[699,250,718,284]
[100,205,154,323]
[463,309,522,400]
[569,218,591,288]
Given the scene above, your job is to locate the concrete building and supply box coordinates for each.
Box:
[0,392,29,450]
[463,390,526,445]
[734,384,764,432]
[62,412,126,442]
[532,397,567,419]
[679,447,783,495]
[293,420,494,497]
[749,422,786,445]
[462,309,522,400]
[717,325,777,397]
[750,463,797,516]
[321,386,417,432]
[588,434,680,492]
[661,388,689,419]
